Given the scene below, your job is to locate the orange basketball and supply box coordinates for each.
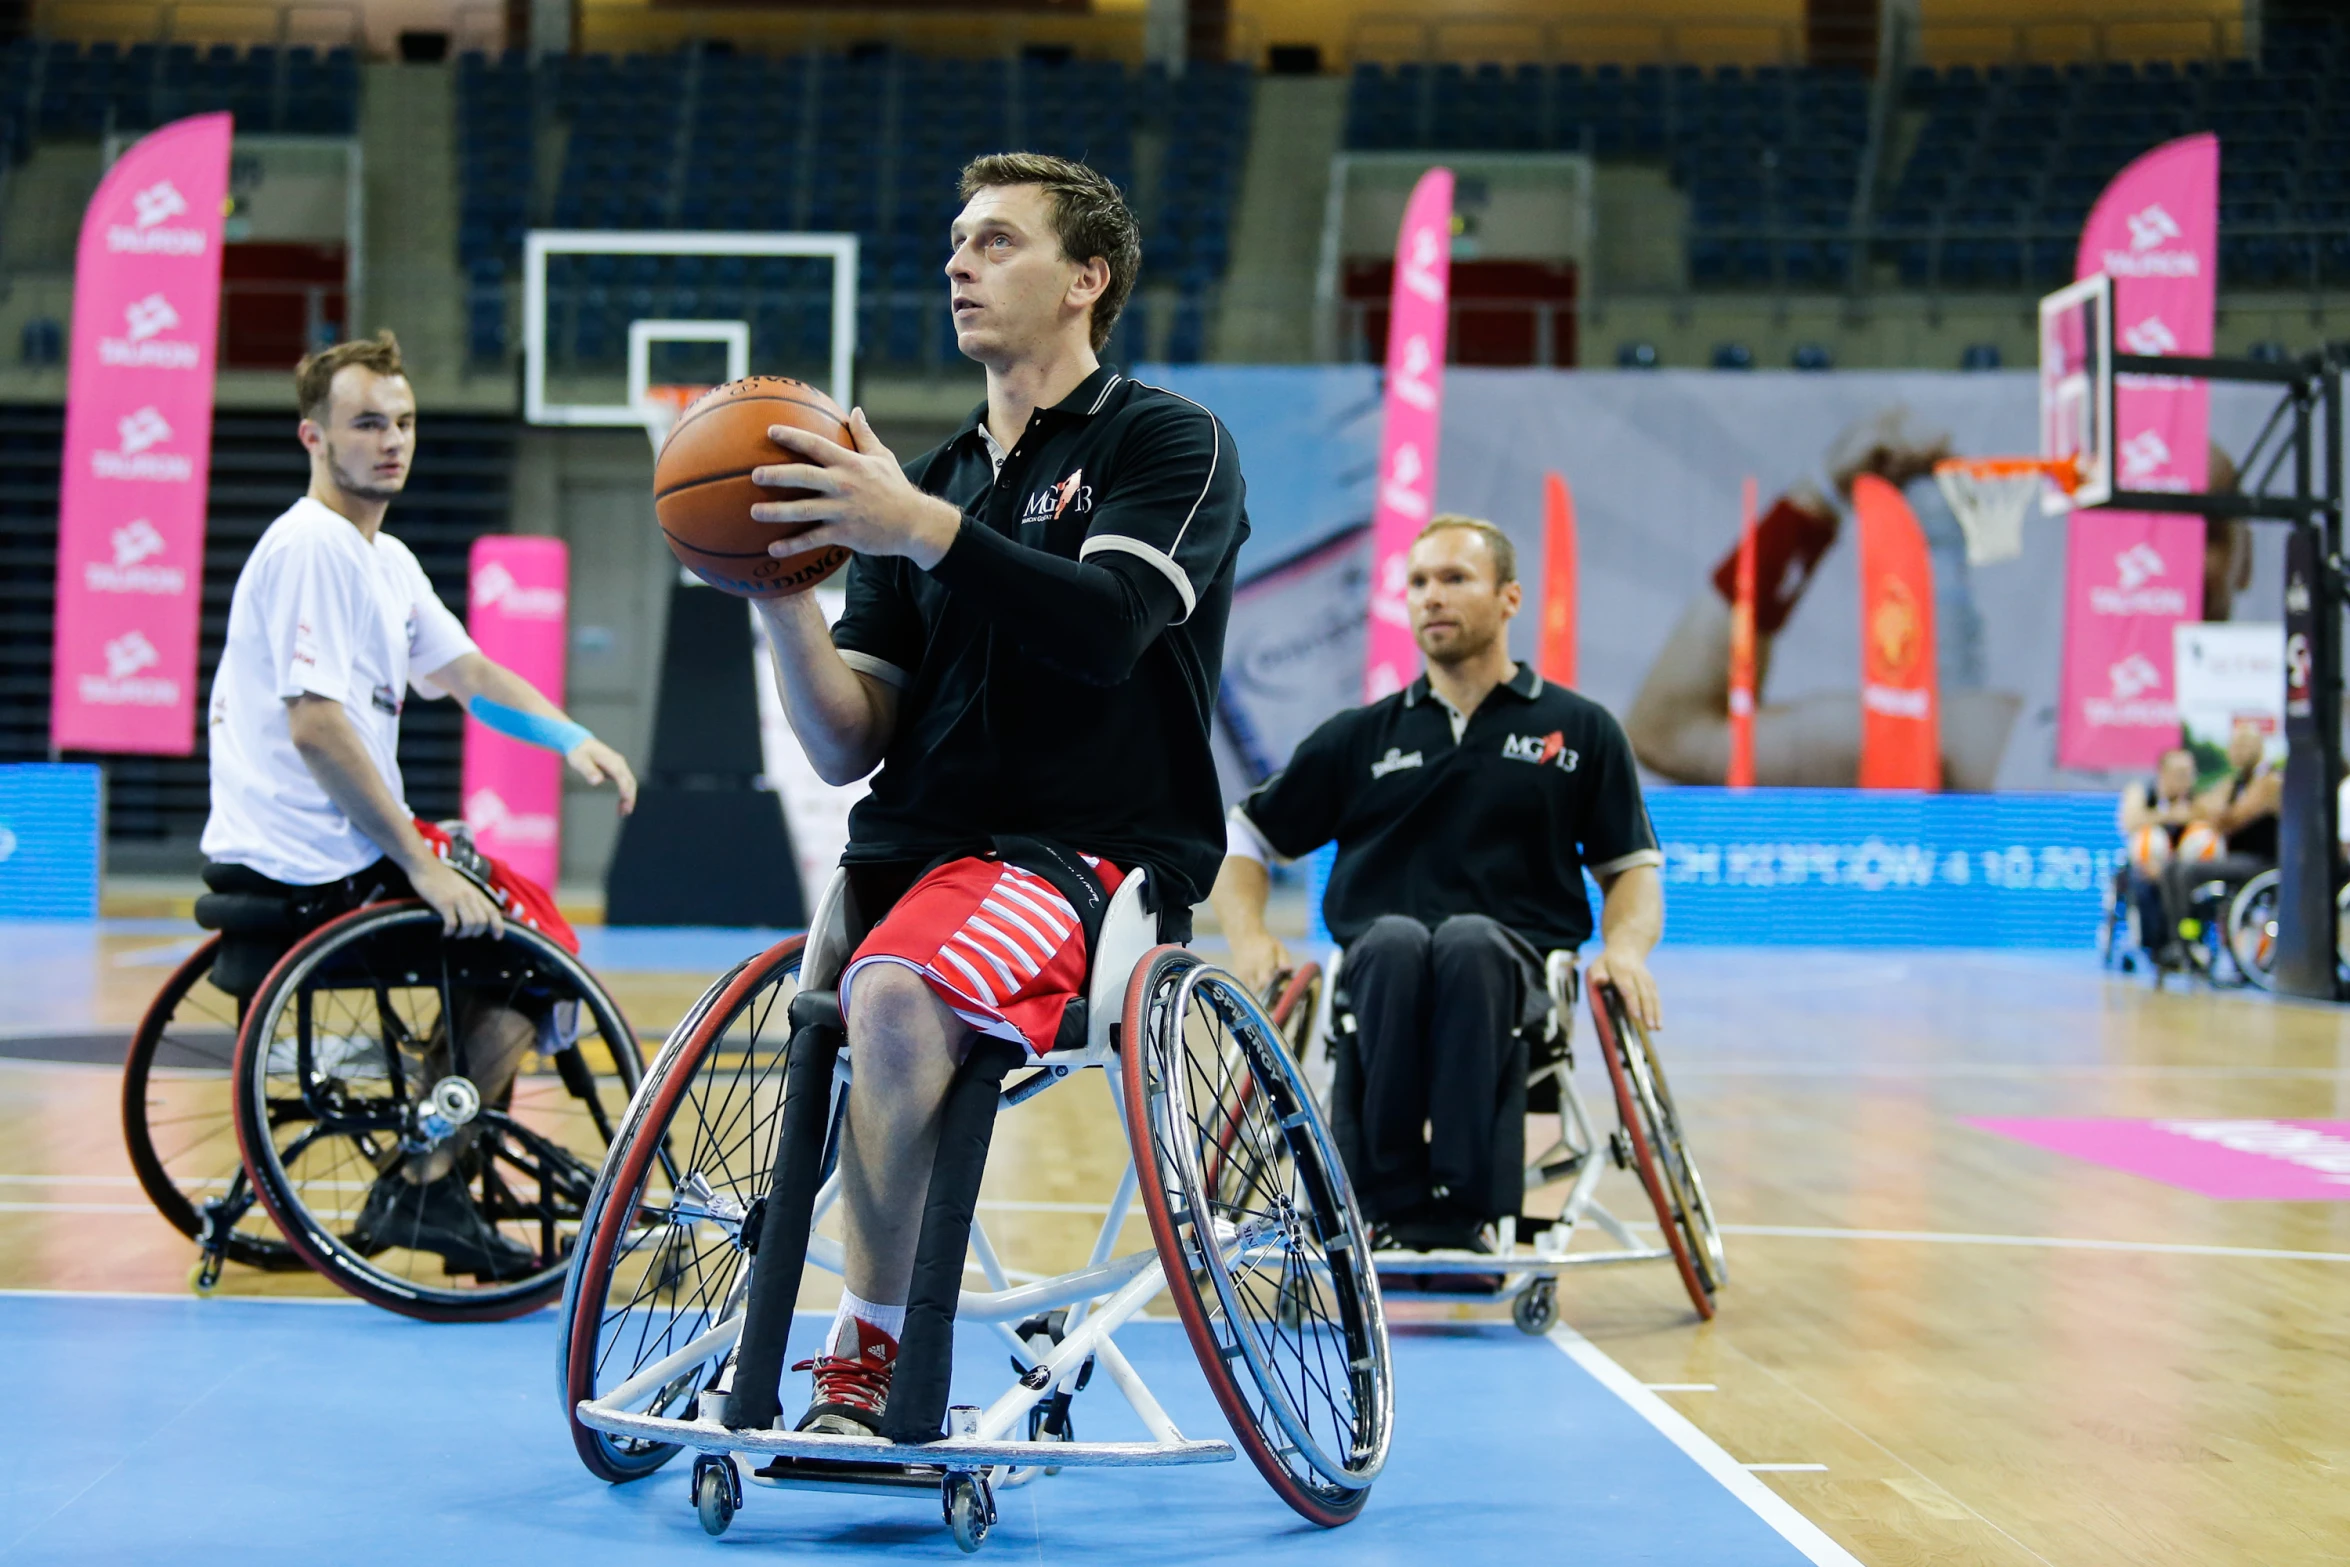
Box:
[653,377,854,598]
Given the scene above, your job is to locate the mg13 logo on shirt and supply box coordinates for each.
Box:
[1502,730,1578,771]
[1022,469,1093,524]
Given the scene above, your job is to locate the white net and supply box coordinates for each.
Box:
[637,383,711,458]
[1933,459,2062,566]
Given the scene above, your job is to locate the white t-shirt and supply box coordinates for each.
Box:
[201,497,478,885]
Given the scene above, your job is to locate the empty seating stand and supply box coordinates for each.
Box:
[1343,22,2350,296]
[0,37,357,139]
[454,47,1249,370]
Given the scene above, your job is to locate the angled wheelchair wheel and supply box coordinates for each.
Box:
[558,939,796,1482]
[1266,964,1322,1060]
[2227,869,2279,991]
[120,934,300,1273]
[1124,946,1391,1527]
[1588,979,1724,1320]
[231,902,646,1321]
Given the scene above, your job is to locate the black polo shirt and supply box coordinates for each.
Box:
[830,366,1248,907]
[1238,665,1661,955]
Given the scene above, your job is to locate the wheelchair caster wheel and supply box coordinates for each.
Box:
[944,1471,994,1553]
[188,1256,223,1296]
[1608,1127,1635,1171]
[692,1454,740,1537]
[1512,1279,1558,1336]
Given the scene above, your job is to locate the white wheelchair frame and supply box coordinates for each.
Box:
[1305,947,1677,1331]
[571,865,1387,1544]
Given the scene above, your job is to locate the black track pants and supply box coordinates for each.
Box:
[1330,913,1533,1224]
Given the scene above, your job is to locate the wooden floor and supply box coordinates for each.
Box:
[6,922,2346,1566]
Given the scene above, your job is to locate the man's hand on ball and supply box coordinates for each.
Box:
[749,409,963,569]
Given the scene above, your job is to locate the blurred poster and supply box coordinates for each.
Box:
[2173,622,2284,781]
[1152,364,2282,798]
[1215,527,1370,797]
[752,589,867,901]
[462,537,569,888]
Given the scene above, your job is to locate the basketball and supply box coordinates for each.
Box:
[2129,824,2173,876]
[653,376,854,598]
[2177,823,2225,862]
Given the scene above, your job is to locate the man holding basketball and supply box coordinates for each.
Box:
[742,153,1247,1437]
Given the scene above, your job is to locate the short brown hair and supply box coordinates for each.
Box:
[959,152,1141,353]
[296,330,405,421]
[1415,514,1518,585]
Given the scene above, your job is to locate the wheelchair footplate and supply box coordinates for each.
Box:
[575,1404,1235,1476]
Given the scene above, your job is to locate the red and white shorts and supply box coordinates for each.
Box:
[841,856,1126,1057]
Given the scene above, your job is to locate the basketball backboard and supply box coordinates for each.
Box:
[520,230,858,428]
[2039,272,2114,510]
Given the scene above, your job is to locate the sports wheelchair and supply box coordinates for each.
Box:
[1271,947,1724,1333]
[120,846,647,1319]
[557,863,1392,1552]
[2219,868,2350,991]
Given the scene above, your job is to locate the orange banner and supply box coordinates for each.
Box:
[1537,470,1575,686]
[1726,476,1757,788]
[1854,474,1941,790]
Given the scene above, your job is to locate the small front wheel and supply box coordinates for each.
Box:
[945,1473,992,1553]
[1511,1278,1557,1336]
[694,1456,738,1537]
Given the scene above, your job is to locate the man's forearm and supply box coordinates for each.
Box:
[453,654,571,725]
[1598,864,1663,957]
[287,697,433,872]
[755,593,893,785]
[1208,855,1275,944]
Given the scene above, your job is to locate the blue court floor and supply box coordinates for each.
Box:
[0,1296,1826,1565]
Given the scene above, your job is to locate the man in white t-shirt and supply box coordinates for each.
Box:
[201,330,635,1277]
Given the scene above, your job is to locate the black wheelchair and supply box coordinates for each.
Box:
[556,862,1392,1551]
[120,848,647,1319]
[1278,947,1724,1331]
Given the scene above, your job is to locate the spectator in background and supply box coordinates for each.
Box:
[2118,744,2209,968]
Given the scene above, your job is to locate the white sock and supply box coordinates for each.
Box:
[828,1289,907,1356]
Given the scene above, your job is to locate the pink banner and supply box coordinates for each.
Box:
[2058,133,2216,769]
[462,536,569,890]
[1363,167,1453,701]
[1969,1118,2350,1201]
[50,113,231,755]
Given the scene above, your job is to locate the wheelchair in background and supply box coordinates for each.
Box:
[557,864,1391,1551]
[1271,948,1724,1332]
[2221,868,2350,991]
[120,835,647,1319]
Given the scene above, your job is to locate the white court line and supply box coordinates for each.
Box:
[1547,1322,1866,1567]
[1718,1224,2350,1263]
[0,1286,366,1306]
[0,1174,139,1185]
[0,1202,153,1214]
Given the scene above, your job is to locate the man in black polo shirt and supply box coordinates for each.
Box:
[1211,516,1662,1259]
[741,152,1247,1435]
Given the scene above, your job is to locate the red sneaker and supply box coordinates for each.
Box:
[792,1314,898,1436]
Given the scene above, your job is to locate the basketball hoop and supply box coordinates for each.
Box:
[1933,456,2082,566]
[637,383,710,457]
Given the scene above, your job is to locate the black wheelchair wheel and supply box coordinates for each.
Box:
[231,901,645,1320]
[559,938,797,1482]
[1124,946,1391,1528]
[119,934,301,1273]
[1588,979,1725,1319]
[2228,869,2279,990]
